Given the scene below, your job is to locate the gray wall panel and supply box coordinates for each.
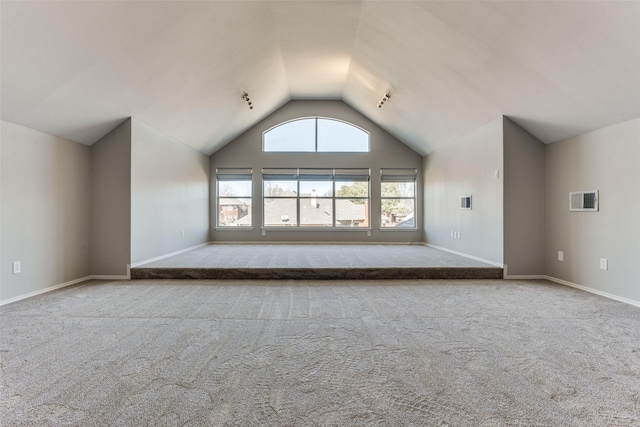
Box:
[131,119,210,264]
[1,121,91,302]
[503,118,545,276]
[545,117,640,302]
[90,119,131,275]
[210,100,423,243]
[423,117,504,265]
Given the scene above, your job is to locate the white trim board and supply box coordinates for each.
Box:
[423,243,504,268]
[0,276,91,306]
[544,275,640,308]
[130,242,212,268]
[0,275,130,306]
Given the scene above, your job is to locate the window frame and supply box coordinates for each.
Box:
[262,168,371,230]
[262,117,370,153]
[380,168,418,231]
[215,168,253,229]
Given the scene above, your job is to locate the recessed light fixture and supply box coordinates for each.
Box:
[242,92,253,110]
[377,92,391,108]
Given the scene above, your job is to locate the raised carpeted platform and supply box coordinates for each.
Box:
[130,244,504,280]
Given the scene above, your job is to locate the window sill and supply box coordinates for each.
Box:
[379,228,419,232]
[215,227,254,231]
[261,227,372,232]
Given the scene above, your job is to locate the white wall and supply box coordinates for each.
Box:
[210,100,423,243]
[423,117,503,265]
[1,121,91,302]
[503,118,545,276]
[90,119,131,276]
[131,119,210,264]
[545,117,640,304]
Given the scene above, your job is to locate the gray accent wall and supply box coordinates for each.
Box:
[545,117,640,303]
[503,118,545,276]
[90,119,131,276]
[423,117,504,265]
[1,121,91,302]
[210,100,423,243]
[130,119,210,264]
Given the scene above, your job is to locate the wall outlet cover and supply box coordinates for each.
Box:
[558,251,564,262]
[600,258,608,270]
[12,261,21,274]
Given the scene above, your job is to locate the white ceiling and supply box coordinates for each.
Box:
[2,1,639,156]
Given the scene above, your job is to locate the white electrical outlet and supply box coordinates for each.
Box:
[494,169,500,179]
[367,230,371,237]
[261,230,266,236]
[558,251,564,262]
[456,231,461,239]
[600,258,608,270]
[12,261,21,274]
[451,230,455,238]
[181,230,185,238]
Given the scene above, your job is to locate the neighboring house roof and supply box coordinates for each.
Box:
[219,197,249,206]
[241,198,366,226]
[395,212,415,228]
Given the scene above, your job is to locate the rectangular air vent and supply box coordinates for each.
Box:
[461,196,472,210]
[569,190,598,212]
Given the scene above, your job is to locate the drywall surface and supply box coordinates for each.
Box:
[210,100,423,243]
[503,118,545,276]
[1,121,91,302]
[545,117,640,303]
[423,117,503,265]
[131,119,210,264]
[90,119,131,276]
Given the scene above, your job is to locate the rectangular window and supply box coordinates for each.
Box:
[262,168,370,228]
[380,168,417,228]
[216,168,252,227]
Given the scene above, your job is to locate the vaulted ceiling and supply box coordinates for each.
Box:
[2,1,639,156]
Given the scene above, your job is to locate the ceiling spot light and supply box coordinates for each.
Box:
[377,92,391,108]
[242,92,253,110]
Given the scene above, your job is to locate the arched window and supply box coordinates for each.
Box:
[263,117,370,152]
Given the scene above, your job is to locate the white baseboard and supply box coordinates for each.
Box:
[130,242,212,267]
[504,274,547,280]
[90,275,129,280]
[0,276,91,306]
[0,274,132,306]
[424,243,504,268]
[544,275,640,308]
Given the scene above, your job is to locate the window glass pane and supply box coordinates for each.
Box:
[381,182,415,198]
[381,198,415,228]
[264,198,297,226]
[264,180,297,197]
[264,119,316,152]
[317,119,369,152]
[336,199,368,227]
[300,181,333,197]
[218,198,251,227]
[300,198,333,227]
[218,180,251,197]
[336,181,368,198]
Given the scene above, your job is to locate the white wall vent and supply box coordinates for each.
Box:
[569,190,598,212]
[461,196,472,210]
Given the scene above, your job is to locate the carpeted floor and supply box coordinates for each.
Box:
[1,279,639,426]
[135,244,497,269]
[131,244,504,280]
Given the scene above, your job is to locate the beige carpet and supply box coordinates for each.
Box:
[1,279,639,426]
